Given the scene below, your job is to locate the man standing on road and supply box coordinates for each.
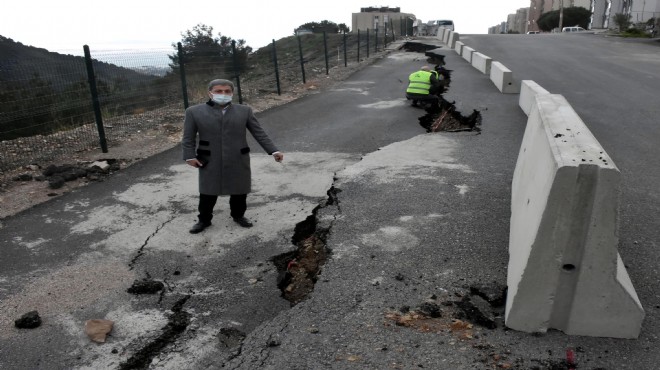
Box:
[182,79,284,234]
[406,65,440,108]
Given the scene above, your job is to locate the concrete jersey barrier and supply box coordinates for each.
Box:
[489,61,519,94]
[506,93,645,338]
[454,41,464,55]
[462,46,475,64]
[519,80,550,116]
[438,28,446,41]
[471,52,492,75]
[448,32,459,49]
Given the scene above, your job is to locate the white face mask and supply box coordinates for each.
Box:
[211,93,232,105]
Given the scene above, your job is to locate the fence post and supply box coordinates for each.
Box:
[297,35,306,84]
[343,30,347,67]
[177,42,189,109]
[231,40,243,104]
[357,29,361,62]
[323,31,329,75]
[83,45,108,153]
[366,29,370,58]
[272,39,281,95]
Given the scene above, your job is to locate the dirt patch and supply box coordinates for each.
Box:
[0,122,182,219]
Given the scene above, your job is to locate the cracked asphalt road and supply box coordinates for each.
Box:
[1,36,659,370]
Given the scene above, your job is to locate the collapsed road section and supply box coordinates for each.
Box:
[403,42,482,133]
[419,96,482,133]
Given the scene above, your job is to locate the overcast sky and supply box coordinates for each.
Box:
[1,0,531,54]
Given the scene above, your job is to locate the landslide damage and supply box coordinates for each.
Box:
[402,42,482,133]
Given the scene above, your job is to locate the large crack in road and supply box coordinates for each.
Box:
[272,186,342,306]
[118,295,191,370]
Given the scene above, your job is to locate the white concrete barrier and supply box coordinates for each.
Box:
[471,52,491,74]
[443,30,451,45]
[489,61,519,94]
[506,93,645,339]
[438,28,446,41]
[454,41,464,56]
[462,46,475,64]
[448,32,459,49]
[519,80,550,116]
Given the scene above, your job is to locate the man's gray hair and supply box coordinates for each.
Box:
[208,79,235,91]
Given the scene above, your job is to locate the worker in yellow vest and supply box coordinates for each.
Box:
[406,66,440,108]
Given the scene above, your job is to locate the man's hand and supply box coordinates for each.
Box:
[186,159,204,167]
[272,152,284,162]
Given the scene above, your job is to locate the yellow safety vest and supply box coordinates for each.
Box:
[407,70,432,95]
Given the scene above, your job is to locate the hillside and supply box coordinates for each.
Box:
[0,35,159,87]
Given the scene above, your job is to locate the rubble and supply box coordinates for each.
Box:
[126,279,164,294]
[456,295,497,329]
[84,319,114,343]
[14,310,42,329]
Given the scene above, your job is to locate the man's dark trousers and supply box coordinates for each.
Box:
[198,194,247,223]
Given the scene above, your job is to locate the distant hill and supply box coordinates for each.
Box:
[0,35,160,87]
[0,36,169,142]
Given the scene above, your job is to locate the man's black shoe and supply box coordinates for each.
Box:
[233,217,253,228]
[189,221,211,234]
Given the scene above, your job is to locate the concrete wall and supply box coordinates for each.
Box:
[506,93,645,338]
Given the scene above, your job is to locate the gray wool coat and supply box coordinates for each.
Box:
[181,101,278,195]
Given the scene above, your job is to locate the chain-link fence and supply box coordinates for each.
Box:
[0,30,401,173]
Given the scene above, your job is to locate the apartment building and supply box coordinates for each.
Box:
[537,0,658,30]
[492,0,659,33]
[351,7,416,36]
[504,8,530,33]
[528,0,555,31]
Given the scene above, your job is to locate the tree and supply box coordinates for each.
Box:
[537,7,591,31]
[294,20,342,34]
[168,23,252,76]
[613,13,632,31]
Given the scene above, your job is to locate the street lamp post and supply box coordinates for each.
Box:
[559,0,564,31]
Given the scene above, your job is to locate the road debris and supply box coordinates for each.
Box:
[14,310,42,329]
[84,319,114,343]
